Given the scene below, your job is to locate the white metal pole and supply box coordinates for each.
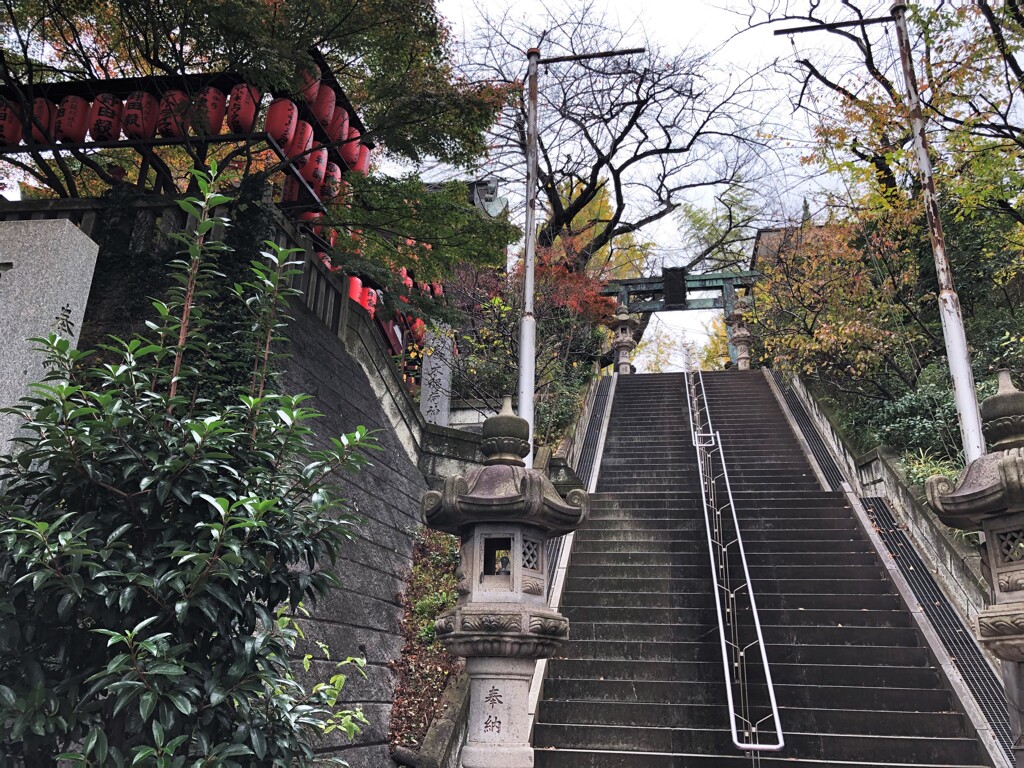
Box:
[891,1,985,463]
[518,47,541,468]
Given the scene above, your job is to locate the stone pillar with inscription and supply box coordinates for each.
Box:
[0,219,98,452]
[609,304,638,375]
[421,397,588,767]
[420,328,454,427]
[927,370,1024,766]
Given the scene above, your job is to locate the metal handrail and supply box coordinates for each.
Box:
[684,369,784,753]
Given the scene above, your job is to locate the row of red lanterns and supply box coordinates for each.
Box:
[0,80,371,180]
[0,84,262,146]
[342,274,427,343]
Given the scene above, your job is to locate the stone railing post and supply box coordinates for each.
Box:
[928,369,1024,766]
[421,397,588,767]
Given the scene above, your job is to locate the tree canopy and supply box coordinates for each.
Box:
[739,0,1024,460]
[461,0,768,274]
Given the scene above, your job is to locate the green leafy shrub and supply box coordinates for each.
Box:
[0,166,374,767]
[899,448,963,488]
[864,363,965,460]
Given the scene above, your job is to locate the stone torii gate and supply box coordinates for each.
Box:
[601,266,757,371]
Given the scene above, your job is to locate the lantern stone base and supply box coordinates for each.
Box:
[461,657,536,768]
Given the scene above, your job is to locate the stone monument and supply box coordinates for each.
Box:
[0,219,98,452]
[420,328,454,427]
[421,397,588,767]
[927,369,1024,766]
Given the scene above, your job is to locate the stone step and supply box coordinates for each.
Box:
[546,659,939,689]
[533,724,977,765]
[535,749,987,768]
[560,590,901,611]
[572,533,870,548]
[536,700,966,737]
[540,679,951,712]
[568,621,922,647]
[566,563,886,580]
[561,605,915,629]
[559,640,928,667]
[575,517,862,536]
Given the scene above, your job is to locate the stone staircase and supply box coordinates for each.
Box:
[532,371,990,767]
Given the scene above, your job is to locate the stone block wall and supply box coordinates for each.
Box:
[283,303,427,767]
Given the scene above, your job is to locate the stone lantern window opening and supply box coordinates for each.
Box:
[483,535,514,583]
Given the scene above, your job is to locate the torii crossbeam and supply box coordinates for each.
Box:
[602,267,758,316]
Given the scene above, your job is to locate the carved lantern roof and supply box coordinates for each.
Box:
[422,397,588,537]
[928,370,1024,530]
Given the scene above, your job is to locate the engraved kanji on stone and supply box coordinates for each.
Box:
[485,686,502,708]
[484,715,501,733]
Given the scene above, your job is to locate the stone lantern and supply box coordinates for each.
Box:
[927,369,1024,764]
[609,303,638,374]
[422,397,588,768]
[724,302,754,371]
[730,324,753,371]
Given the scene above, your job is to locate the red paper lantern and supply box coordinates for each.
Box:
[354,144,371,175]
[312,84,336,128]
[55,95,90,143]
[327,108,349,144]
[297,64,321,105]
[265,97,298,150]
[286,120,313,160]
[361,287,378,318]
[348,276,363,304]
[122,92,158,139]
[340,126,360,166]
[431,282,444,298]
[226,84,261,133]
[321,162,342,199]
[0,98,22,147]
[88,93,122,142]
[411,318,426,342]
[193,86,226,136]
[300,143,328,192]
[156,90,188,138]
[30,98,56,143]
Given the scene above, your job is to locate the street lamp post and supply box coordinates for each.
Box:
[517,48,540,469]
[517,44,645,468]
[774,3,985,464]
[890,0,984,463]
